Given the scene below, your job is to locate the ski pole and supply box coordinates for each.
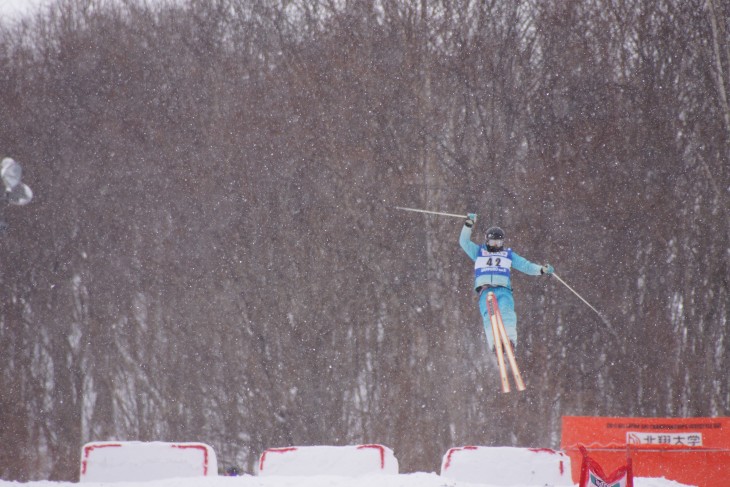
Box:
[394,206,468,219]
[552,273,602,316]
[552,273,619,340]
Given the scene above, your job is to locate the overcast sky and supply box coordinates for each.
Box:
[0,0,48,19]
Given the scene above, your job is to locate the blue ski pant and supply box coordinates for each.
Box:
[478,286,517,350]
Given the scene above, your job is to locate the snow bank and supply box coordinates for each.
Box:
[440,446,572,486]
[257,444,398,476]
[0,473,696,487]
[79,441,217,482]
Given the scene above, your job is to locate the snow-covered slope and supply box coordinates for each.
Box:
[0,474,695,487]
[3,443,697,487]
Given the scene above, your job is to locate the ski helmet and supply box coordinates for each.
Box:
[485,226,505,250]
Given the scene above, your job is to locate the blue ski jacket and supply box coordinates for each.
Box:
[460,224,542,292]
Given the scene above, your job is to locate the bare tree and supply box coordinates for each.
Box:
[1,0,730,480]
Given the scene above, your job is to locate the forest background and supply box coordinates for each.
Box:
[1,0,729,481]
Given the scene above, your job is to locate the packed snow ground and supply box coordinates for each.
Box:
[2,442,697,487]
[0,474,696,487]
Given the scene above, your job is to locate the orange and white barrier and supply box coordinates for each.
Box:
[257,444,398,476]
[440,446,572,486]
[80,441,217,482]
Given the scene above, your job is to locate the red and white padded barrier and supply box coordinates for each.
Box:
[440,446,572,486]
[80,441,217,482]
[257,444,398,476]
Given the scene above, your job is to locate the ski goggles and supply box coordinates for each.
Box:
[487,239,504,248]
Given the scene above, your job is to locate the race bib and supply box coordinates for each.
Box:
[474,249,512,278]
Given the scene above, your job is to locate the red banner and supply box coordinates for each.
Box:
[562,416,730,487]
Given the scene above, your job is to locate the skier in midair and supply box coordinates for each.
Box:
[460,213,553,351]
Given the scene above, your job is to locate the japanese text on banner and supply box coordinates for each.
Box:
[626,432,703,447]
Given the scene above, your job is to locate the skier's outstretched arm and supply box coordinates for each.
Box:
[511,252,542,276]
[512,252,553,276]
[459,213,480,261]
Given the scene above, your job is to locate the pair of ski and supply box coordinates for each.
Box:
[485,291,525,393]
